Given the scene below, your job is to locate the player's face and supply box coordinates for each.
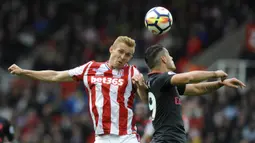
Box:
[109,42,134,69]
[164,48,176,71]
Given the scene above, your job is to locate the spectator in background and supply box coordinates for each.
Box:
[0,116,15,143]
[242,122,255,142]
[0,0,254,142]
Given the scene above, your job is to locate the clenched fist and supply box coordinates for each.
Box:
[132,74,144,85]
[8,64,23,75]
[215,70,228,80]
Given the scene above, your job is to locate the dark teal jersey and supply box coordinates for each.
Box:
[147,72,187,143]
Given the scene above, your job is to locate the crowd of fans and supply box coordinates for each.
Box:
[0,0,255,142]
[0,0,253,70]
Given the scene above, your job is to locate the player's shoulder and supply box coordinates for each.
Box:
[86,60,104,68]
[148,71,175,79]
[147,71,176,86]
[147,72,162,88]
[157,71,176,83]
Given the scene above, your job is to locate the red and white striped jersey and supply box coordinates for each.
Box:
[68,61,140,135]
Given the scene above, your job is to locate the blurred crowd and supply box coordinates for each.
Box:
[0,0,253,70]
[182,78,255,143]
[0,0,255,143]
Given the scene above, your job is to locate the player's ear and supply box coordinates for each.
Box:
[161,56,167,64]
[109,46,114,54]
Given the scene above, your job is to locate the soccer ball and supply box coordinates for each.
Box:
[144,6,173,35]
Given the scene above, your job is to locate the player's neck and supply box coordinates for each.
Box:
[107,62,113,69]
[107,62,116,69]
[151,66,169,73]
[106,61,122,70]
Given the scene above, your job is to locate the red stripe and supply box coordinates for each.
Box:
[129,90,136,132]
[87,62,101,127]
[101,69,112,134]
[117,67,130,135]
[129,66,136,108]
[127,92,135,109]
[129,66,137,132]
[75,61,92,81]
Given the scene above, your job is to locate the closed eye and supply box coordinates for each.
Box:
[118,49,125,54]
[126,53,133,57]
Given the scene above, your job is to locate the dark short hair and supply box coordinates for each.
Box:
[144,44,165,69]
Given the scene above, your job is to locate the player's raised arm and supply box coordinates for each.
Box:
[8,64,73,82]
[182,78,246,96]
[144,44,228,86]
[171,70,228,85]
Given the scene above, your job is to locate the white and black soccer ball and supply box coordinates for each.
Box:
[144,6,173,35]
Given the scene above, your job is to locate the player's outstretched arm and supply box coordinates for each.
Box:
[8,64,73,82]
[171,70,228,85]
[183,78,246,96]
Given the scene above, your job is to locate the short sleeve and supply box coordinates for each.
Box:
[159,71,176,89]
[177,85,186,95]
[68,61,92,81]
[155,72,186,94]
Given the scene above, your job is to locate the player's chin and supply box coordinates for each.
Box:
[116,63,124,69]
[169,66,176,71]
[172,64,177,70]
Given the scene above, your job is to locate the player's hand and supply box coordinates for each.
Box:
[8,64,23,75]
[221,78,246,88]
[132,74,145,87]
[215,70,228,80]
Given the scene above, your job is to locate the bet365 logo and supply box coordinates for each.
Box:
[91,76,124,86]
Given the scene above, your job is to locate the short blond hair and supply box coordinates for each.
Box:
[113,36,136,47]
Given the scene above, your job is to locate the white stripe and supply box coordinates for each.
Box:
[83,62,94,129]
[110,69,120,134]
[68,61,93,77]
[95,64,108,134]
[125,66,134,134]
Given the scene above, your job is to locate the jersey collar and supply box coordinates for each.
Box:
[148,71,162,75]
[105,61,128,70]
